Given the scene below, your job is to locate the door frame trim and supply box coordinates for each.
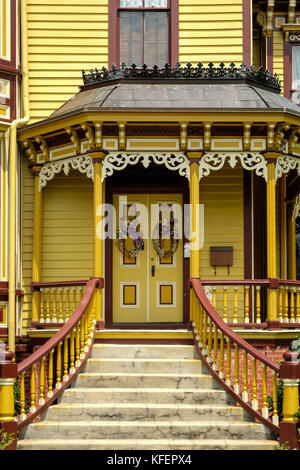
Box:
[105,183,190,329]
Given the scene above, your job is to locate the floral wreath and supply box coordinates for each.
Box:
[152,218,179,259]
[117,220,144,258]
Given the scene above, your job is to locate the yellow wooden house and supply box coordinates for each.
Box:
[0,0,300,451]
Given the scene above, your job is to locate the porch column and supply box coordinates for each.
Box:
[280,176,288,279]
[92,151,106,327]
[264,152,279,324]
[288,204,296,280]
[32,166,43,323]
[188,153,202,325]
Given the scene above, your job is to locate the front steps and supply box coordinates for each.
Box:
[18,344,278,450]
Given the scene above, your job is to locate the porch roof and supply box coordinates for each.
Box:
[48,81,300,120]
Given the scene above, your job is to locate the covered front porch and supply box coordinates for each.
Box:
[14,63,300,347]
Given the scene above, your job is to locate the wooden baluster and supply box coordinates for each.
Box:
[234,344,239,394]
[20,372,26,421]
[47,350,54,398]
[226,338,231,386]
[65,287,70,321]
[202,311,208,356]
[284,286,289,322]
[296,287,300,323]
[30,364,37,413]
[207,317,213,363]
[272,370,279,426]
[290,287,295,323]
[56,342,62,389]
[88,302,93,343]
[84,313,89,352]
[262,365,268,419]
[242,351,248,402]
[223,286,228,323]
[251,358,258,410]
[244,286,250,323]
[70,328,76,374]
[80,317,85,359]
[45,288,51,323]
[75,323,81,366]
[52,288,58,322]
[211,287,218,366]
[219,333,224,379]
[256,286,261,324]
[40,288,45,323]
[213,321,218,372]
[39,357,45,405]
[233,286,238,324]
[63,336,69,381]
[59,288,64,323]
[72,286,77,314]
[278,286,283,322]
[198,305,203,347]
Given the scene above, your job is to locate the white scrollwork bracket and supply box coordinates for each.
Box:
[275,155,300,183]
[101,152,190,182]
[199,152,268,182]
[39,155,94,191]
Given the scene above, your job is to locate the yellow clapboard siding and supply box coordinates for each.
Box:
[21,157,34,335]
[199,166,244,280]
[42,171,94,282]
[27,0,108,122]
[179,0,243,65]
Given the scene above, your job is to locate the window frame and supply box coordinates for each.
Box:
[108,0,178,67]
[283,39,300,99]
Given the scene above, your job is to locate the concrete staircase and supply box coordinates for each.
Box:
[18,343,278,450]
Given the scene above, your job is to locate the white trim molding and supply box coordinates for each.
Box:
[275,155,300,183]
[199,152,268,181]
[101,152,190,182]
[39,155,94,191]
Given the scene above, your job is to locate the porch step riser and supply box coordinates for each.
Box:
[45,404,246,422]
[75,373,218,389]
[84,359,207,374]
[91,345,195,360]
[22,422,269,441]
[59,388,228,405]
[17,439,278,451]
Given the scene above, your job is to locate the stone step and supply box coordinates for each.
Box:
[21,420,271,441]
[45,403,247,422]
[59,387,228,405]
[17,438,279,451]
[91,344,195,360]
[75,372,219,389]
[84,358,205,374]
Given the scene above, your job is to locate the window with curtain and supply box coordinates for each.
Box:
[292,46,300,90]
[119,0,169,66]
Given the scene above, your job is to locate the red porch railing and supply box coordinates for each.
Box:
[190,278,300,449]
[0,276,103,449]
[200,279,300,327]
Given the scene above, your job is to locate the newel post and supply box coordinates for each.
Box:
[279,351,300,450]
[0,349,18,450]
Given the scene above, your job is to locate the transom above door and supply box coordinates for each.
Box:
[113,193,183,323]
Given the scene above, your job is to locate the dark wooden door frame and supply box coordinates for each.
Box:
[104,181,190,329]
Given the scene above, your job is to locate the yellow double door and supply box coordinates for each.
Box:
[113,193,183,323]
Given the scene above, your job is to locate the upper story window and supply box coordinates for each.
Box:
[119,0,168,66]
[109,0,178,67]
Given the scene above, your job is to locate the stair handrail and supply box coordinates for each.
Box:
[16,276,104,430]
[190,277,280,433]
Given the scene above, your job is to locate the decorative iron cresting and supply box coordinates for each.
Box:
[82,62,281,91]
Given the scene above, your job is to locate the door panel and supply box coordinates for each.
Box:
[113,193,183,323]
